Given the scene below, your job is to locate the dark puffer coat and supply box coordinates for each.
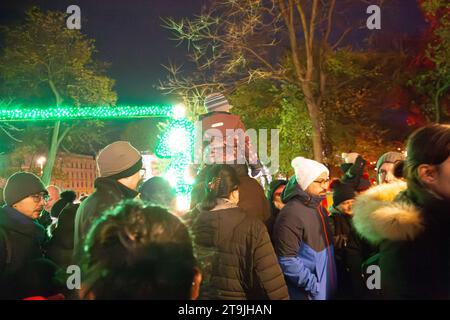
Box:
[329,206,375,299]
[0,206,47,298]
[187,199,289,300]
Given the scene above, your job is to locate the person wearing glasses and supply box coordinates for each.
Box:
[0,172,49,298]
[272,157,336,300]
[376,151,405,185]
[74,141,144,261]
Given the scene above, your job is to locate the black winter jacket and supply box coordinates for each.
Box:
[46,203,79,269]
[0,206,47,298]
[73,177,138,259]
[329,206,374,299]
[187,199,289,300]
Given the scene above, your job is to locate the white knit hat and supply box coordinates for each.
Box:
[291,157,329,190]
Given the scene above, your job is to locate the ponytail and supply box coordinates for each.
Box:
[200,165,239,211]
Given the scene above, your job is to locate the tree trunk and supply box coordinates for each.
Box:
[302,83,323,161]
[42,78,63,185]
[279,0,324,162]
[41,121,60,185]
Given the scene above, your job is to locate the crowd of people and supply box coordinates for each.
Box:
[0,93,449,300]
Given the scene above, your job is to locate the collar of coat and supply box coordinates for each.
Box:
[352,181,426,245]
[210,198,238,211]
[198,111,231,121]
[282,176,325,208]
[93,177,139,199]
[0,205,46,240]
[329,205,348,217]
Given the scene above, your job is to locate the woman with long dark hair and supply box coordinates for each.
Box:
[353,124,450,299]
[187,164,289,300]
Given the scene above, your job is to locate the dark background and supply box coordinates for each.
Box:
[0,0,426,105]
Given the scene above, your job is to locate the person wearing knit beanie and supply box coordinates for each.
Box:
[197,92,263,177]
[330,180,356,215]
[272,157,336,300]
[97,141,143,180]
[328,179,373,299]
[376,151,405,185]
[74,141,143,260]
[0,172,49,299]
[204,92,232,113]
[2,172,48,219]
[291,156,329,195]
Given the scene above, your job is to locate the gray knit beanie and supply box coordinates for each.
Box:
[97,141,142,179]
[376,151,405,173]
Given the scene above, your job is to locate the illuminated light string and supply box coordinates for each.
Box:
[0,105,195,209]
[0,105,175,121]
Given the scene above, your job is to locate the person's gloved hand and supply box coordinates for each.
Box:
[342,152,360,164]
[249,161,263,178]
[334,234,349,249]
[343,155,367,181]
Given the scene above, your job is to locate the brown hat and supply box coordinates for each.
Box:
[97,141,142,179]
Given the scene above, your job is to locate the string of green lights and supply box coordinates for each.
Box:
[0,105,174,121]
[0,104,195,211]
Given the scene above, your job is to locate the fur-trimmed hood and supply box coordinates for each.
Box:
[353,181,425,244]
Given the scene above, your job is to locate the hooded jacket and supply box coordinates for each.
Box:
[353,181,450,299]
[272,176,337,300]
[187,199,289,300]
[73,177,139,260]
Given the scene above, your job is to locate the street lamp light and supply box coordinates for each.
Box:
[37,156,46,176]
[173,103,186,119]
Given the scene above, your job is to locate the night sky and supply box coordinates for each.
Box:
[0,0,426,105]
[0,0,207,105]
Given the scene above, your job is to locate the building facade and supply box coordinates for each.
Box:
[53,153,97,198]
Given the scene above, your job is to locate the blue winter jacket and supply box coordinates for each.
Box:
[272,176,337,300]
